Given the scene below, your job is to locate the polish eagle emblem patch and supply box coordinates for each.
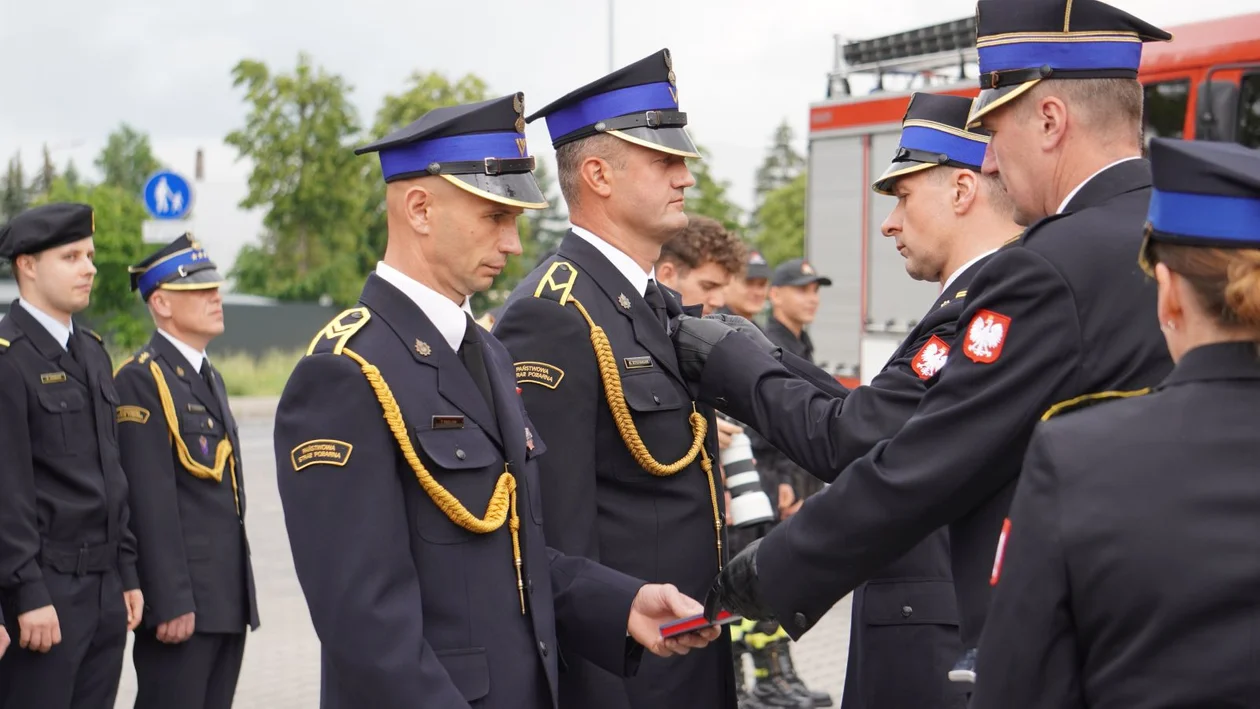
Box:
[964,310,1010,364]
[911,336,950,380]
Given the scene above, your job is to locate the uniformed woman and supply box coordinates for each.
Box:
[972,137,1260,708]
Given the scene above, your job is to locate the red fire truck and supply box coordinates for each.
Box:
[805,11,1260,385]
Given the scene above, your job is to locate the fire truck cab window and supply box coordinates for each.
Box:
[1238,72,1260,149]
[1143,80,1190,141]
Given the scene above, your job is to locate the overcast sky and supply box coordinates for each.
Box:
[1,0,1254,277]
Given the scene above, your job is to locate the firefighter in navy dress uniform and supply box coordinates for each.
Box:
[273,93,716,709]
[113,235,259,709]
[0,203,144,709]
[972,138,1260,709]
[673,0,1177,680]
[493,50,737,709]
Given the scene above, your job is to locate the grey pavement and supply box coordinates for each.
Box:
[115,400,852,708]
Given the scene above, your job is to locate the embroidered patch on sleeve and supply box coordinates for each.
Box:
[911,335,951,380]
[990,517,1012,586]
[116,405,150,424]
[291,439,354,471]
[964,309,1011,364]
[515,361,565,390]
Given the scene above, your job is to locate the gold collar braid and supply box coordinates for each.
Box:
[149,361,240,516]
[340,347,526,614]
[549,289,723,571]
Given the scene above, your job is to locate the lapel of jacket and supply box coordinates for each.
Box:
[150,333,222,420]
[360,274,503,448]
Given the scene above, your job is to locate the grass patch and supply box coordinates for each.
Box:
[215,349,304,397]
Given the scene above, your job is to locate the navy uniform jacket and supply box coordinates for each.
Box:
[0,303,139,613]
[495,231,736,709]
[275,274,644,709]
[972,342,1260,708]
[698,159,1172,647]
[755,319,821,502]
[113,333,259,633]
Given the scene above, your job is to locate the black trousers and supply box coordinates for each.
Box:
[133,630,246,709]
[0,569,128,709]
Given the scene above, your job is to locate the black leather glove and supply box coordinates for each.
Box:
[702,314,780,359]
[703,538,775,622]
[672,314,781,384]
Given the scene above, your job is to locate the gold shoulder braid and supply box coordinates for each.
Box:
[1041,388,1152,421]
[149,360,241,516]
[533,262,724,569]
[314,307,527,613]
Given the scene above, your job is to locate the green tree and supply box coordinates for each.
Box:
[225,54,369,305]
[1,154,28,222]
[361,70,492,270]
[751,120,805,235]
[63,160,82,191]
[95,124,161,195]
[34,178,150,348]
[754,173,807,265]
[686,144,743,233]
[30,145,58,198]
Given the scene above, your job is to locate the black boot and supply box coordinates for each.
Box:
[733,639,765,709]
[749,636,813,708]
[769,638,832,707]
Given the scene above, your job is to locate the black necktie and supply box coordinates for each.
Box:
[200,359,221,407]
[458,315,496,414]
[644,280,670,332]
[65,334,83,366]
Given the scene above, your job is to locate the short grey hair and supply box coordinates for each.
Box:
[555,134,627,207]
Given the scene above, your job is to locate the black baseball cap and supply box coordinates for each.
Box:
[771,258,832,287]
[745,249,771,280]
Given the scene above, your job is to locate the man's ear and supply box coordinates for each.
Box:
[953,170,980,215]
[580,155,615,199]
[402,182,437,235]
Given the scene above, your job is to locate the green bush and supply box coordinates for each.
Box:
[215,349,304,397]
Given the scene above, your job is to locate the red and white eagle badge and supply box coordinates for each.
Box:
[990,517,1011,586]
[964,309,1011,364]
[911,335,951,380]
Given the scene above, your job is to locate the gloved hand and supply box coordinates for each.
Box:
[702,314,780,359]
[703,538,775,622]
[672,314,780,384]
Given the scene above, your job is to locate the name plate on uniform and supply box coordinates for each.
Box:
[40,371,67,384]
[432,415,465,430]
[187,403,207,413]
[623,356,653,370]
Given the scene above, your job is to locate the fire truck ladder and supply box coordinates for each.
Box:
[827,16,978,98]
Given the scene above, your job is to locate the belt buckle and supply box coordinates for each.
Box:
[75,544,89,576]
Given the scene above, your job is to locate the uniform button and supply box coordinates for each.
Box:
[538,641,549,657]
[455,449,466,460]
[652,394,661,404]
[901,605,913,619]
[351,311,363,319]
[793,612,808,630]
[60,401,67,409]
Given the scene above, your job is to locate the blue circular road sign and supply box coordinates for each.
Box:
[143,170,194,220]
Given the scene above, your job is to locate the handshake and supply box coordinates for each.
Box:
[671,313,783,384]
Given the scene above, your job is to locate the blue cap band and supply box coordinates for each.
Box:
[137,248,213,298]
[978,39,1142,74]
[378,132,528,181]
[899,125,987,169]
[1148,189,1260,244]
[544,82,678,142]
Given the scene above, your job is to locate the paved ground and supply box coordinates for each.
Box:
[115,399,852,707]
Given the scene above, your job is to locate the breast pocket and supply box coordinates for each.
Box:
[34,387,91,456]
[180,412,224,468]
[412,424,503,545]
[614,368,689,482]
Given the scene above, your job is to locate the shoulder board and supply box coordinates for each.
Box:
[532,261,578,306]
[307,307,371,356]
[113,346,155,376]
[1040,388,1151,422]
[82,327,103,343]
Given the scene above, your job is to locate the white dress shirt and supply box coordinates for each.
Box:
[375,261,474,353]
[570,225,656,297]
[158,329,207,373]
[941,248,999,294]
[1056,156,1142,215]
[17,298,72,350]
